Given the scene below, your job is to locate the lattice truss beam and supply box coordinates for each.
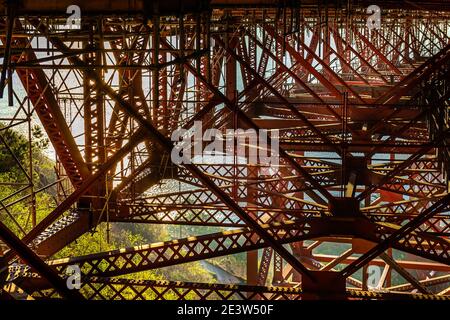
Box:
[0,3,449,300]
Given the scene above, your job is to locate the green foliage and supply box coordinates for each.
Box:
[31,125,49,150]
[0,125,57,237]
[0,123,55,188]
[0,125,29,175]
[0,174,56,236]
[115,222,170,244]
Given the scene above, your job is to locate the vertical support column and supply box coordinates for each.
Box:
[227,34,238,200]
[273,251,283,284]
[323,23,331,67]
[362,265,368,290]
[404,21,410,64]
[83,21,105,220]
[248,20,257,80]
[159,44,168,133]
[195,12,210,113]
[271,182,285,284]
[152,14,160,127]
[247,251,259,286]
[290,242,303,282]
[225,38,237,101]
[83,23,105,174]
[153,13,168,134]
[26,76,36,227]
[246,163,259,288]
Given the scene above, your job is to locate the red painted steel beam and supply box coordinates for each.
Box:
[329,24,390,84]
[357,129,449,201]
[22,276,450,301]
[313,254,450,272]
[263,25,342,100]
[20,216,450,279]
[0,220,83,300]
[264,25,366,103]
[2,0,450,14]
[218,35,344,155]
[352,26,403,76]
[341,193,450,278]
[243,30,347,119]
[160,37,333,203]
[375,43,450,106]
[379,252,430,294]
[46,221,330,279]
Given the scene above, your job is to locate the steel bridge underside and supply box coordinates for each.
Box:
[0,0,449,300]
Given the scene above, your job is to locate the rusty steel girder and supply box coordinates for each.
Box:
[15,275,450,301]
